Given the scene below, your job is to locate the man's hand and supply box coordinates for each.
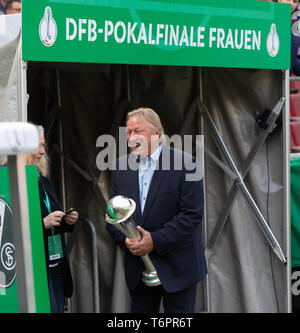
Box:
[125,226,154,256]
[64,210,79,225]
[125,232,142,250]
[43,210,65,229]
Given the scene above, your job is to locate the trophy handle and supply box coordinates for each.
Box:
[141,254,156,273]
[141,254,161,286]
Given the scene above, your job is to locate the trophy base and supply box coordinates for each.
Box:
[142,270,161,287]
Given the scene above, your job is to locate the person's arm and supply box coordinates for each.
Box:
[64,209,79,227]
[43,210,65,229]
[150,170,204,256]
[42,176,76,232]
[128,167,204,257]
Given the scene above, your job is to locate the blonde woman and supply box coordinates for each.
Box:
[28,125,78,313]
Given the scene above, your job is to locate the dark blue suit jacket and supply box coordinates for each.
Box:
[291,33,300,76]
[106,145,207,293]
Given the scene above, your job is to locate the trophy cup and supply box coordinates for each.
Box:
[105,195,161,287]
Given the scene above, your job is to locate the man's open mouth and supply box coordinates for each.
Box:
[129,142,141,149]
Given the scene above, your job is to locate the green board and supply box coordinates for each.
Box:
[291,158,300,268]
[0,166,50,313]
[22,0,291,69]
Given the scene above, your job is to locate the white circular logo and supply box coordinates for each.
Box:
[39,6,57,47]
[1,243,15,271]
[267,23,280,57]
[0,198,16,289]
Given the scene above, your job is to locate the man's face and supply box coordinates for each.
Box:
[6,1,21,14]
[126,115,160,159]
[278,0,298,12]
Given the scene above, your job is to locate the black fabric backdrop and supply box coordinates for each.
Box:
[27,63,287,312]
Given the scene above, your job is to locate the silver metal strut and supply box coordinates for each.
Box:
[197,98,287,264]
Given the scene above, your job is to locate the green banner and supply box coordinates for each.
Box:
[22,0,291,69]
[0,166,50,313]
[291,158,300,268]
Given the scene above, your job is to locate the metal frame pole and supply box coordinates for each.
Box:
[56,70,66,211]
[80,216,100,313]
[198,68,210,313]
[7,155,36,313]
[16,35,28,122]
[8,33,36,313]
[199,100,286,264]
[283,69,291,313]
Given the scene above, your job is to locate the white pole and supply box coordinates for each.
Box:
[8,155,36,313]
[283,69,291,313]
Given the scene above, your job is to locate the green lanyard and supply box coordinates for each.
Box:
[38,171,64,261]
[37,171,51,214]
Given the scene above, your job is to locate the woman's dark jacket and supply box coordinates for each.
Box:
[38,175,74,298]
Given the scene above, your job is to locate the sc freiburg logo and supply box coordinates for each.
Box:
[0,198,16,289]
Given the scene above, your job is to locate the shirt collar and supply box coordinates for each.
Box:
[150,144,162,163]
[139,144,162,168]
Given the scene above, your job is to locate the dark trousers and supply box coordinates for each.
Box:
[48,262,65,313]
[129,280,197,313]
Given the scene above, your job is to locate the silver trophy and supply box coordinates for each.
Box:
[105,195,161,287]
